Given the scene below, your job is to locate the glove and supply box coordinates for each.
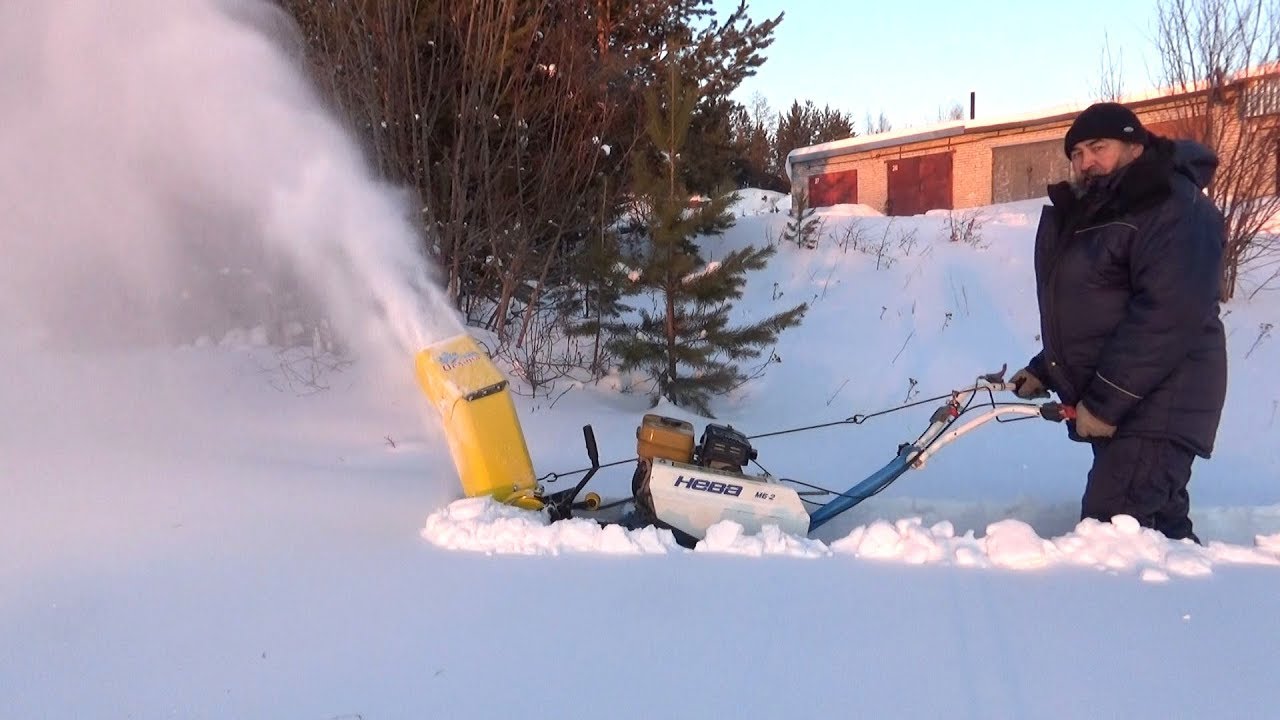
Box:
[1010,367,1049,399]
[1074,402,1116,439]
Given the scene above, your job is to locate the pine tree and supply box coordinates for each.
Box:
[728,97,785,191]
[772,100,856,189]
[595,0,781,196]
[605,57,806,416]
[773,100,816,183]
[782,187,822,249]
[814,104,855,143]
[562,184,632,376]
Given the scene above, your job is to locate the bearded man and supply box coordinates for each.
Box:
[1011,102,1228,543]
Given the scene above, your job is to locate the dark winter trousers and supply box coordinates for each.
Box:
[1082,436,1200,543]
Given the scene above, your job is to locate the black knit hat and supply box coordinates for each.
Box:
[1063,102,1148,157]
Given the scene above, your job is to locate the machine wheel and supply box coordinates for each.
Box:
[631,460,658,525]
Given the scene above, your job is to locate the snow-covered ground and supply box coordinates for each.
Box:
[6,192,1280,718]
[4,1,1280,717]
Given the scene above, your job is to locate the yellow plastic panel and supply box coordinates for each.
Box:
[413,334,538,508]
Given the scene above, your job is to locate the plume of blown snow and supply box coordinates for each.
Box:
[0,0,458,357]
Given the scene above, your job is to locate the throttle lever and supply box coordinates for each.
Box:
[979,363,1008,385]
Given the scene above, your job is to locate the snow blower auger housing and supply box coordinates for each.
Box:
[414,333,540,509]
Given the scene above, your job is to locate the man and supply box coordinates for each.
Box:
[1011,102,1228,543]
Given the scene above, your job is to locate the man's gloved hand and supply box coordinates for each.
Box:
[1010,367,1049,399]
[1074,402,1117,439]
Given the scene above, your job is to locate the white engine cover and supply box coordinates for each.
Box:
[646,458,810,540]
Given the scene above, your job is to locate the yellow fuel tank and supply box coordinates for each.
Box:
[637,414,695,464]
[413,334,540,509]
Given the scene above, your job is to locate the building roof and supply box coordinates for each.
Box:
[784,121,965,176]
[786,64,1280,178]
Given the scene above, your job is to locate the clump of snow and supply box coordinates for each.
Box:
[682,260,722,284]
[422,499,1280,581]
[421,497,681,555]
[982,518,1053,569]
[729,189,787,216]
[817,203,885,217]
[832,517,951,564]
[696,521,829,557]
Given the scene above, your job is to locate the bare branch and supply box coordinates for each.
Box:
[1154,0,1280,299]
[1093,31,1126,101]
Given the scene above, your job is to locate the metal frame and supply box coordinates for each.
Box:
[807,379,1042,531]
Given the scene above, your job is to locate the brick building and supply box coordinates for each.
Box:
[787,70,1280,216]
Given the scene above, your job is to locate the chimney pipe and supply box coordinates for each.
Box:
[969,91,975,120]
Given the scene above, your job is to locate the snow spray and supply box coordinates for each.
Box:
[0,0,460,355]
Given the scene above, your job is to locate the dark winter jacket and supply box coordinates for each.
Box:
[1027,135,1228,458]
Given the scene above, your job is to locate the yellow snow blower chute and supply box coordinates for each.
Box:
[413,333,541,509]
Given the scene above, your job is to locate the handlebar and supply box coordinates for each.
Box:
[971,367,1077,423]
[907,374,1079,469]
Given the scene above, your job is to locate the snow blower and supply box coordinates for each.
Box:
[416,333,1078,547]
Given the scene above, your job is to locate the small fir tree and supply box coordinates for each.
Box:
[561,204,632,376]
[604,55,806,416]
[782,187,822,249]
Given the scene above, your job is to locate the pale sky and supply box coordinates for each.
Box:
[712,1,1168,130]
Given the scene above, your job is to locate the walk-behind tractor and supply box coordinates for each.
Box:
[415,333,1076,547]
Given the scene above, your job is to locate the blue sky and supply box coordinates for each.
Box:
[712,1,1167,130]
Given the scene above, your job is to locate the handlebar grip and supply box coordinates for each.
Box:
[1039,403,1077,422]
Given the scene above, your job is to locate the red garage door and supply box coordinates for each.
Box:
[886,152,952,216]
[807,169,858,208]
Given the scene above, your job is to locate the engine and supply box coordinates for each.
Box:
[694,423,757,472]
[631,414,807,546]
